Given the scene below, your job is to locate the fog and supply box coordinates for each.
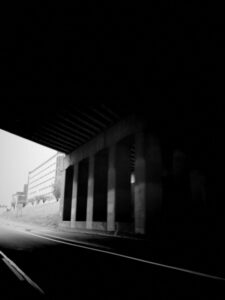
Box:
[0,129,57,206]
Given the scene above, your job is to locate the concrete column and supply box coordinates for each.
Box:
[145,134,163,234]
[70,164,78,228]
[107,145,116,231]
[62,166,74,221]
[134,131,146,234]
[93,149,108,222]
[86,155,95,229]
[76,158,89,221]
[134,132,163,235]
[59,168,66,222]
[115,139,132,223]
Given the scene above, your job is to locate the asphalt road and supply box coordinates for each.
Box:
[0,224,224,300]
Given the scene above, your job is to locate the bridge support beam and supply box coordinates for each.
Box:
[134,131,163,235]
[59,168,66,222]
[115,138,132,227]
[145,134,163,235]
[86,156,95,229]
[62,166,74,221]
[107,145,116,231]
[134,131,146,234]
[71,164,78,228]
[61,116,161,236]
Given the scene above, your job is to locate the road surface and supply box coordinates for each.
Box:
[0,224,224,299]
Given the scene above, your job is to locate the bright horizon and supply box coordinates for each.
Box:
[0,129,58,206]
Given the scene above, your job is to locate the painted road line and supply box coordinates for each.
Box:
[10,226,112,250]
[0,251,45,295]
[30,231,112,250]
[2,258,25,281]
[19,229,225,282]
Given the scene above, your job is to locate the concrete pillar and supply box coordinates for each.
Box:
[134,131,163,235]
[70,164,79,228]
[115,139,132,223]
[62,165,74,221]
[59,168,66,222]
[86,156,95,229]
[76,158,89,221]
[134,131,146,234]
[93,149,108,222]
[107,145,116,231]
[145,134,163,234]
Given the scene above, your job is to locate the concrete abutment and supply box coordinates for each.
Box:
[59,115,215,240]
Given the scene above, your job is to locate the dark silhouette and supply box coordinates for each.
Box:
[162,150,192,243]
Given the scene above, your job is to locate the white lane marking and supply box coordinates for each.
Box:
[2,258,25,281]
[10,226,111,250]
[19,230,225,282]
[0,251,45,295]
[30,231,112,250]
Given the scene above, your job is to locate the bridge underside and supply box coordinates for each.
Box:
[58,114,224,246]
[1,101,222,153]
[0,103,130,154]
[0,102,224,246]
[0,5,223,281]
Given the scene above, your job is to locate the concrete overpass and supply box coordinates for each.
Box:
[0,0,223,244]
[0,103,224,243]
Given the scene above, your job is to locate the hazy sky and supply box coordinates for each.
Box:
[0,129,57,206]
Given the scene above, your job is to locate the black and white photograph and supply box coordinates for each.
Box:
[0,2,224,299]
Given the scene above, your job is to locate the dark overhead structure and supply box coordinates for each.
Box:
[0,2,223,155]
[0,103,130,154]
[0,2,224,277]
[1,101,223,154]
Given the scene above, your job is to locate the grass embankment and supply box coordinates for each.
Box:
[0,201,60,229]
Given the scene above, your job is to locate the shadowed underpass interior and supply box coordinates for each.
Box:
[0,3,224,299]
[76,158,89,222]
[1,109,224,299]
[93,149,108,222]
[63,165,74,221]
[115,136,133,224]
